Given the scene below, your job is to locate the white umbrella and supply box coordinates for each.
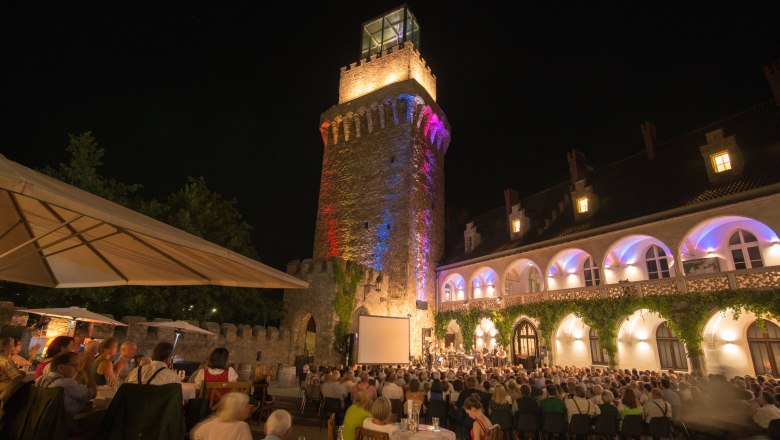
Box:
[0,154,308,289]
[17,306,127,335]
[141,320,215,349]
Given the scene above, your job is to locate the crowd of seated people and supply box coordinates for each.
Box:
[297,360,780,439]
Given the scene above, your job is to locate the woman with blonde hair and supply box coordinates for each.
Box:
[343,389,373,440]
[488,384,512,416]
[362,396,400,440]
[191,391,253,440]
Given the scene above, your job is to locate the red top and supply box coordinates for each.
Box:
[204,369,230,403]
[470,417,489,440]
[34,360,51,380]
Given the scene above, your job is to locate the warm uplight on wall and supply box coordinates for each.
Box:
[576,196,589,214]
[710,150,732,173]
[720,330,737,343]
[512,219,521,233]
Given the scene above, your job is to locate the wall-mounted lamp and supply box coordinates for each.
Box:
[362,274,383,300]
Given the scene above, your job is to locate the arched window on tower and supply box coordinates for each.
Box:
[528,268,541,293]
[656,322,688,370]
[729,230,764,270]
[583,257,601,287]
[747,321,780,376]
[646,245,671,279]
[589,328,609,366]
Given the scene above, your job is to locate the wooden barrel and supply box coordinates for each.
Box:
[277,365,296,387]
[237,363,253,382]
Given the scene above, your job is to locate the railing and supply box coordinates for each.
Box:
[438,265,780,312]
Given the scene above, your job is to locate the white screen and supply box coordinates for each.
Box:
[357,315,410,364]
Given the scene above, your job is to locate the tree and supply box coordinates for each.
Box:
[0,132,282,326]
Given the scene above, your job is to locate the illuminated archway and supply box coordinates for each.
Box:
[603,235,676,283]
[504,258,543,295]
[702,308,780,377]
[679,216,780,275]
[441,273,466,302]
[616,309,675,371]
[546,248,598,290]
[468,267,499,299]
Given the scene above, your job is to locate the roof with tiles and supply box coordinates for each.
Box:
[440,100,780,266]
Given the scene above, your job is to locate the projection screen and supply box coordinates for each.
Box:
[357,315,410,364]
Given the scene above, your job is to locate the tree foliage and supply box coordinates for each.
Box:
[0,132,281,325]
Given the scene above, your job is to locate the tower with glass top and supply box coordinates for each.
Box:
[312,5,450,357]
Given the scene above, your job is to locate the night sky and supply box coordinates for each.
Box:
[1,2,778,269]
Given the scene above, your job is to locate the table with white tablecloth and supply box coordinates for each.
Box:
[181,382,196,400]
[399,425,456,440]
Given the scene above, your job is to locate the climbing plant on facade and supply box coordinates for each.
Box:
[434,289,780,369]
[332,259,366,351]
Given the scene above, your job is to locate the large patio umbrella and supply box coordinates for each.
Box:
[16,306,127,336]
[0,154,308,289]
[141,321,215,349]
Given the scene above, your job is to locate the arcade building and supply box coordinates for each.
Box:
[283,5,780,377]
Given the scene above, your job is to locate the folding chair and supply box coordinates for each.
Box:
[568,414,591,439]
[515,413,540,439]
[621,415,643,440]
[541,412,565,440]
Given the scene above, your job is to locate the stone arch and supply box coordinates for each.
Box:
[503,258,543,295]
[554,313,595,367]
[603,234,676,283]
[679,215,780,273]
[616,309,671,371]
[441,273,466,302]
[510,318,541,367]
[546,248,599,290]
[293,312,315,356]
[382,97,399,125]
[350,306,369,334]
[467,266,499,299]
[444,319,463,350]
[702,308,780,377]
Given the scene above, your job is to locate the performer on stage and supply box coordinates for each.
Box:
[496,345,507,367]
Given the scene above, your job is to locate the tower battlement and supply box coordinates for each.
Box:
[339,41,437,104]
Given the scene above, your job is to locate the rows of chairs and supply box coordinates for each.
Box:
[455,411,672,440]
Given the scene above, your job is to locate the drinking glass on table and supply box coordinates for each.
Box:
[432,417,440,430]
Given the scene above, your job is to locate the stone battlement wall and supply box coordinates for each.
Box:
[339,41,437,104]
[1,301,294,378]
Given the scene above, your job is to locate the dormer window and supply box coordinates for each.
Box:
[576,197,589,214]
[700,129,743,183]
[711,151,732,173]
[512,219,521,233]
[464,221,481,253]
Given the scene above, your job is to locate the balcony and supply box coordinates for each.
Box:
[437,265,780,312]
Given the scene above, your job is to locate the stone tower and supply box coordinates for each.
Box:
[284,6,450,364]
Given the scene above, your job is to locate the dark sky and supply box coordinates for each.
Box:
[1,1,778,270]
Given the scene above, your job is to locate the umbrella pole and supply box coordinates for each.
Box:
[67,319,76,336]
[173,330,182,351]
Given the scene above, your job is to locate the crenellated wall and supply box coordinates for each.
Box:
[339,41,436,104]
[2,302,294,378]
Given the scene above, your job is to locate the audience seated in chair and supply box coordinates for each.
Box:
[191,391,253,440]
[362,396,400,440]
[262,409,292,440]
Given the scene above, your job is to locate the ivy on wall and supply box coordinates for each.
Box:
[435,289,780,371]
[332,259,365,351]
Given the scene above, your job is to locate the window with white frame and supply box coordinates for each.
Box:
[443,283,452,302]
[729,230,764,270]
[645,245,671,279]
[710,151,732,173]
[576,196,589,213]
[528,267,541,293]
[583,257,601,287]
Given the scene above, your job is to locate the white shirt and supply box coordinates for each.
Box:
[193,367,238,389]
[382,382,404,400]
[191,417,253,440]
[125,361,181,386]
[753,403,780,429]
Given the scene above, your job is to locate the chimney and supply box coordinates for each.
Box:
[764,60,780,105]
[566,150,587,183]
[504,188,519,217]
[640,121,657,159]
